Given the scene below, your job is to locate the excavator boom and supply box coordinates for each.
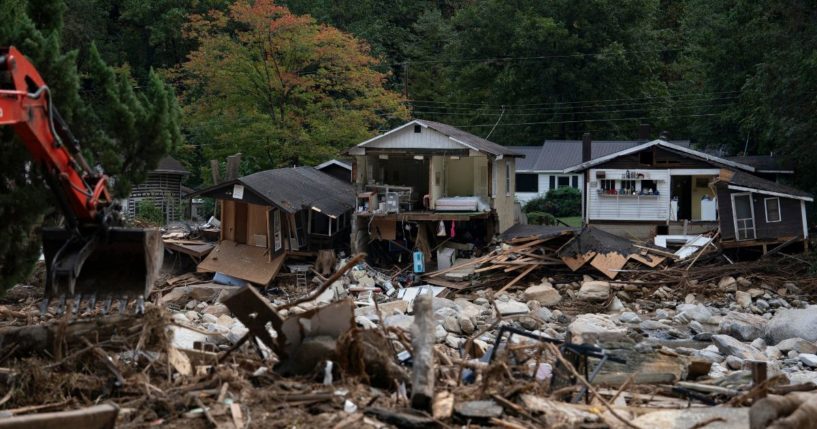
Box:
[0,46,162,314]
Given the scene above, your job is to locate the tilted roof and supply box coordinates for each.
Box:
[725,155,794,172]
[194,166,355,216]
[722,170,812,201]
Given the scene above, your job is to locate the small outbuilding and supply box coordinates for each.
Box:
[123,156,189,223]
[192,166,355,285]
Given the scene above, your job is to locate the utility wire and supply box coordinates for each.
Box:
[451,112,722,127]
[406,95,741,112]
[403,90,742,108]
[392,47,682,65]
[485,105,505,139]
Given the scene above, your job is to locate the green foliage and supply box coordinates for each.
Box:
[526,212,557,226]
[0,0,181,290]
[175,0,408,171]
[523,188,581,217]
[136,200,165,225]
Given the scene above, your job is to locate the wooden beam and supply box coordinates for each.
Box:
[0,404,117,429]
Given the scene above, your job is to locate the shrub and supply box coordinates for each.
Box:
[526,212,558,225]
[136,200,165,225]
[523,187,581,217]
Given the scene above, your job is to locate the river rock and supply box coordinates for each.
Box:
[719,276,738,291]
[776,337,817,354]
[767,306,817,344]
[496,299,530,316]
[719,311,767,341]
[577,281,610,301]
[459,317,476,335]
[618,311,641,323]
[568,314,629,345]
[799,353,817,368]
[711,334,765,360]
[735,291,752,308]
[443,316,461,334]
[523,282,562,306]
[675,303,714,324]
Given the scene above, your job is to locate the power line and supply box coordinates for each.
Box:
[408,97,740,115]
[450,113,722,128]
[392,47,682,66]
[404,90,741,108]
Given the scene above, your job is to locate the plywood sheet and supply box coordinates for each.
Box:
[371,218,397,241]
[561,251,596,272]
[589,252,628,279]
[222,200,236,241]
[197,240,284,285]
[630,253,666,268]
[246,203,269,247]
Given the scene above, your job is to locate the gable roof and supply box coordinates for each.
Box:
[721,170,812,202]
[563,139,756,173]
[353,119,523,157]
[515,140,691,172]
[153,156,189,175]
[315,159,351,171]
[194,166,355,216]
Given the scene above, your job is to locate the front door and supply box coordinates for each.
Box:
[671,176,692,220]
[731,193,756,240]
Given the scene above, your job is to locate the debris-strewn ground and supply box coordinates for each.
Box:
[2,232,817,428]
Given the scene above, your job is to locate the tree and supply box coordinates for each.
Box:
[175,0,408,171]
[0,0,181,290]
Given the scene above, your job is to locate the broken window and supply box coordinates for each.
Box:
[310,210,331,236]
[765,197,781,222]
[516,173,538,192]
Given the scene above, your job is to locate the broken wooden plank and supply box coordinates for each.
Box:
[0,404,118,429]
[410,293,434,411]
[424,277,468,290]
[560,251,596,271]
[497,265,537,294]
[589,252,628,279]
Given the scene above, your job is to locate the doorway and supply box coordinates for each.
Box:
[671,176,692,220]
[731,193,756,240]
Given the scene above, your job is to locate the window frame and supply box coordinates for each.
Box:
[505,161,511,196]
[515,173,538,193]
[764,197,782,223]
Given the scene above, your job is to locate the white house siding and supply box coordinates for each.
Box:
[360,124,463,150]
[587,169,670,221]
[515,173,584,205]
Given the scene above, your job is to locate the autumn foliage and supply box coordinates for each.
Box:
[176,0,408,171]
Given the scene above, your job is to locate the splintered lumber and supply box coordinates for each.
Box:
[629,253,666,268]
[0,404,118,429]
[561,251,596,271]
[410,293,435,411]
[424,277,468,290]
[497,265,537,293]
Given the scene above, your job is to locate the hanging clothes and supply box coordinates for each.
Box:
[450,220,456,238]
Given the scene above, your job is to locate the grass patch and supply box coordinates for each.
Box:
[557,216,583,227]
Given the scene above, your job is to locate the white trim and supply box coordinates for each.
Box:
[315,159,351,171]
[355,120,423,147]
[731,192,756,241]
[763,197,782,223]
[668,168,721,176]
[801,201,809,239]
[447,136,479,152]
[563,139,756,173]
[727,184,814,202]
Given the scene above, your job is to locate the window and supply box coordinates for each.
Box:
[516,173,538,192]
[641,179,658,194]
[557,176,570,188]
[765,197,781,222]
[549,176,555,190]
[732,193,756,240]
[600,179,616,192]
[505,162,511,196]
[571,176,579,189]
[491,161,498,197]
[621,180,637,194]
[414,124,422,133]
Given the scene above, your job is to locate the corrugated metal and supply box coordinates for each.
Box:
[239,167,356,216]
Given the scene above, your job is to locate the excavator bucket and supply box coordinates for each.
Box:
[41,227,163,314]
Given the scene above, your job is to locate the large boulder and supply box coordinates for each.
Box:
[675,303,715,324]
[766,306,817,344]
[577,281,610,301]
[711,334,766,360]
[496,299,530,316]
[568,314,630,345]
[775,337,817,355]
[719,311,767,341]
[523,282,562,306]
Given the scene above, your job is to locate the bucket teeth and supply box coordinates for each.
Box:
[72,294,82,317]
[135,295,145,315]
[55,294,67,316]
[87,294,97,313]
[102,296,112,315]
[39,298,50,316]
[118,296,127,314]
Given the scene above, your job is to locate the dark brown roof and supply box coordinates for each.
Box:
[725,155,794,172]
[154,156,189,174]
[194,166,355,216]
[724,170,812,200]
[415,120,524,157]
[516,140,689,171]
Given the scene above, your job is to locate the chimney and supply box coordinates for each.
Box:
[582,133,592,163]
[638,123,651,140]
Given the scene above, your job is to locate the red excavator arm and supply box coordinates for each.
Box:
[0,46,112,225]
[0,46,161,314]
